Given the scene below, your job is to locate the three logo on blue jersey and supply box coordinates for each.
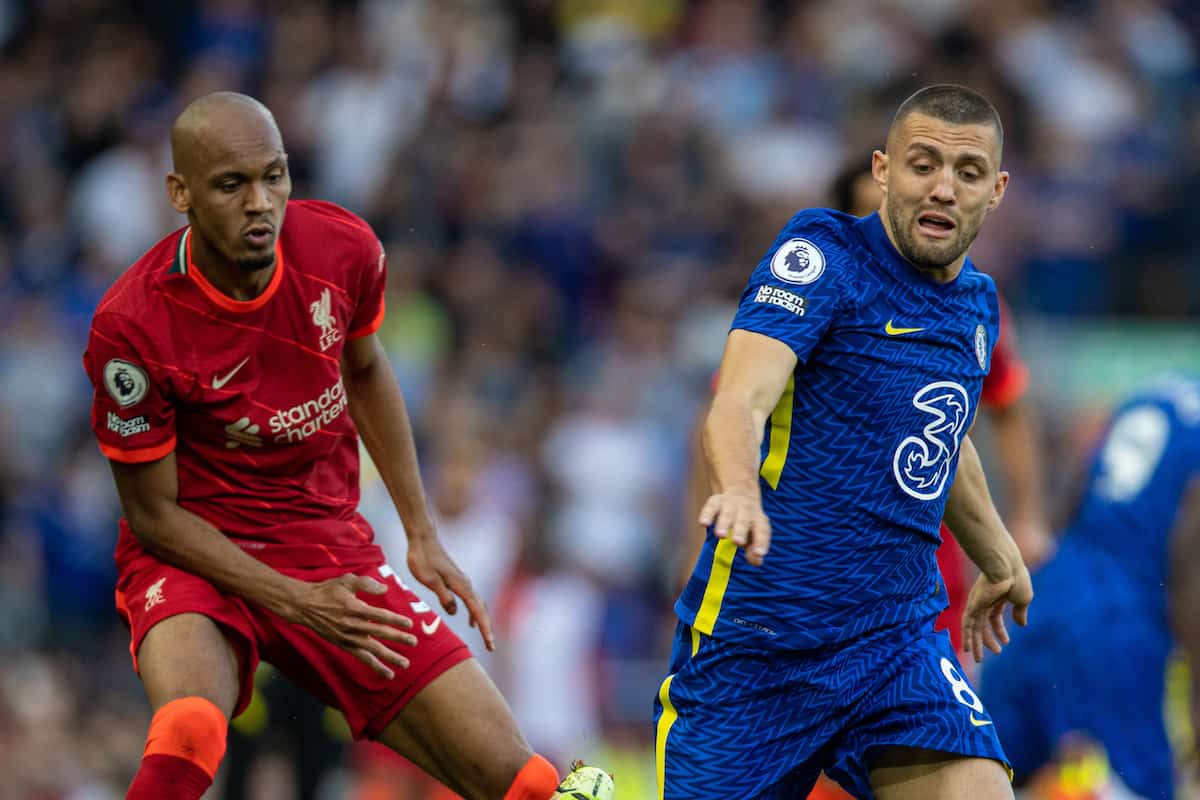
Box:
[893,381,971,500]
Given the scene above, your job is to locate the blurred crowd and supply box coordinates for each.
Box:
[0,0,1197,797]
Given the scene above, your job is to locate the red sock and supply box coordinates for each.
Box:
[127,754,214,799]
[503,754,560,800]
[126,696,228,800]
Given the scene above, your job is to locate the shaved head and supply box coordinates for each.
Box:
[165,91,291,276]
[171,92,282,178]
[887,84,1003,162]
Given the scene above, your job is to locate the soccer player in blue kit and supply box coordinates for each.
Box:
[655,84,1034,799]
[980,374,1200,800]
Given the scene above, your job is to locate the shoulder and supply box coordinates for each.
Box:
[91,227,187,334]
[777,207,858,254]
[956,261,999,318]
[761,208,860,285]
[282,199,381,257]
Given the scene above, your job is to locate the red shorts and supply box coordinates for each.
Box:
[114,546,471,740]
[934,524,969,652]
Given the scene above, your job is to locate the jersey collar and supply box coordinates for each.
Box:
[853,212,972,292]
[173,227,286,313]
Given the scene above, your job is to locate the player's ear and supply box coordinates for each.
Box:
[871,150,888,195]
[987,170,1009,211]
[166,172,191,214]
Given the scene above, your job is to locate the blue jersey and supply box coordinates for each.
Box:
[1052,374,1200,624]
[678,209,1000,649]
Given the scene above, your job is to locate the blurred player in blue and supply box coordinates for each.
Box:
[980,374,1200,800]
[655,84,1033,800]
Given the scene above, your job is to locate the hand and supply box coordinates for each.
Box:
[289,574,417,679]
[961,560,1033,663]
[698,493,771,566]
[407,533,496,652]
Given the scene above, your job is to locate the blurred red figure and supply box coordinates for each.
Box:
[83,92,610,800]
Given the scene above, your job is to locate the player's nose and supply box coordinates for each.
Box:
[244,180,272,214]
[930,167,956,203]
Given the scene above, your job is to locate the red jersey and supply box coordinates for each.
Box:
[979,295,1028,411]
[84,200,388,571]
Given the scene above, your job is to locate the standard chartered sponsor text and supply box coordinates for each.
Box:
[268,379,348,443]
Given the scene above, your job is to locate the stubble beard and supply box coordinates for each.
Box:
[237,254,276,272]
[888,202,977,271]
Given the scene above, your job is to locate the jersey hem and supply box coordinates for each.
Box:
[347,299,386,340]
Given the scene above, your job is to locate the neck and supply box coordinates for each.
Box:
[188,228,275,301]
[877,205,967,284]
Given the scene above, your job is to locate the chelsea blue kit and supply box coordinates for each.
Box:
[981,375,1200,800]
[657,210,1008,799]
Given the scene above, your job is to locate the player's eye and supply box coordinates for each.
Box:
[959,169,980,181]
[913,164,934,174]
[266,171,283,184]
[218,181,240,193]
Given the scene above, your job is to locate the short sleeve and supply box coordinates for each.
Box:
[347,237,387,340]
[730,213,849,362]
[82,314,176,463]
[981,294,1029,409]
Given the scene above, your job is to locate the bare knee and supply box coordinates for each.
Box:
[136,613,242,716]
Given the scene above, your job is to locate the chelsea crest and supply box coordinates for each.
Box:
[974,324,988,370]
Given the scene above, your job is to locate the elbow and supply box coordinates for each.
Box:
[123,501,175,551]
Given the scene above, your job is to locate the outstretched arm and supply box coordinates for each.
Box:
[111,454,416,678]
[943,435,1033,662]
[1168,475,1200,763]
[698,329,797,566]
[341,333,495,650]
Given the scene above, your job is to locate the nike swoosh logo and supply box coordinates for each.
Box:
[421,617,442,636]
[213,356,251,389]
[969,713,993,727]
[885,320,925,335]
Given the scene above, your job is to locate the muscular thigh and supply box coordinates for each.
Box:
[116,552,259,717]
[137,613,243,717]
[869,748,1012,800]
[375,659,533,800]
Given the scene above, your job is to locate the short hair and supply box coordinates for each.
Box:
[888,84,1003,156]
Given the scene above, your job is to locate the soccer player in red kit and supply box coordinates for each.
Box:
[83,92,612,800]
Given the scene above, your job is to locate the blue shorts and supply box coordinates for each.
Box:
[653,619,1009,799]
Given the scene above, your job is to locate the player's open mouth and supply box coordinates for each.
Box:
[243,225,274,247]
[916,213,955,239]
